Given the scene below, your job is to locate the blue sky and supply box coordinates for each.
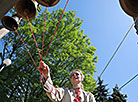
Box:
[1,0,138,101]
[59,0,137,101]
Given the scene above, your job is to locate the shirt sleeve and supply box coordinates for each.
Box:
[43,75,65,102]
[89,92,96,102]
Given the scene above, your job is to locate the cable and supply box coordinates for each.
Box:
[91,18,138,91]
[119,73,138,91]
[99,18,137,78]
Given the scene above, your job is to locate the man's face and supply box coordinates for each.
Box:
[71,71,82,84]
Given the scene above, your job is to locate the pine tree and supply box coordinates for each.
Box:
[93,77,109,102]
[93,78,128,102]
[134,18,138,35]
[109,85,127,102]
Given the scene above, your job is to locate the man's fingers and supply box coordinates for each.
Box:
[38,66,47,71]
[38,61,49,78]
[39,61,48,68]
[37,67,43,73]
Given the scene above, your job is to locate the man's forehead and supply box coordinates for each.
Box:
[72,71,81,74]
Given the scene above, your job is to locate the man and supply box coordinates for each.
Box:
[38,61,96,102]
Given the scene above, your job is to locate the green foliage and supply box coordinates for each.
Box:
[0,8,97,101]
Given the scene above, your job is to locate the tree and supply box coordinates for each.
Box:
[93,77,109,102]
[134,18,138,35]
[93,77,127,102]
[109,85,127,102]
[0,8,97,101]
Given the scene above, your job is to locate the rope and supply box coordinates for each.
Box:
[43,0,70,60]
[40,0,70,85]
[40,8,48,83]
[41,8,48,60]
[119,73,138,91]
[14,28,37,68]
[26,15,42,58]
[39,1,70,100]
[91,18,138,91]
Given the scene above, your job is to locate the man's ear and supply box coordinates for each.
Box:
[81,75,84,81]
[81,78,83,81]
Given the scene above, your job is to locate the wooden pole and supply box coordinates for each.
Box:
[0,0,20,20]
[0,25,10,39]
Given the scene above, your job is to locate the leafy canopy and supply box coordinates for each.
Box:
[0,9,97,101]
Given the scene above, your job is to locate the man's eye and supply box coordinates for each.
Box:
[76,73,79,75]
[71,74,74,77]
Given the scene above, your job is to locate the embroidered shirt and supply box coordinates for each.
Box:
[43,75,96,102]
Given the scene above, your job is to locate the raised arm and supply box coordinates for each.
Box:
[37,61,65,102]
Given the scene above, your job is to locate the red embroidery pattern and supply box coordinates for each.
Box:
[74,89,81,102]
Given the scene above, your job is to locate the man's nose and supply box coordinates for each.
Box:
[74,74,77,78]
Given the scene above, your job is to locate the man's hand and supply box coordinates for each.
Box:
[37,61,50,78]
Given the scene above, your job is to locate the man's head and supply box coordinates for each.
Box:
[70,69,84,85]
